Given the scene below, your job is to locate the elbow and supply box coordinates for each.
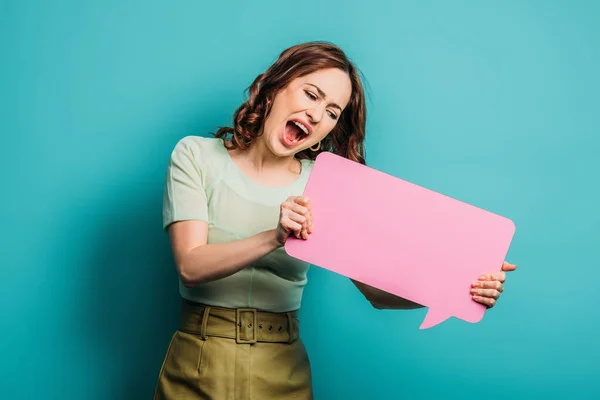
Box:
[178,265,214,288]
[175,247,207,288]
[180,276,197,288]
[352,280,390,309]
[368,293,395,309]
[366,292,424,310]
[178,268,197,288]
[370,300,389,310]
[177,262,203,288]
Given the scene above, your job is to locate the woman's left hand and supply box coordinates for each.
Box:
[471,261,517,308]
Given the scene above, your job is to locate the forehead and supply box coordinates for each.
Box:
[295,68,352,109]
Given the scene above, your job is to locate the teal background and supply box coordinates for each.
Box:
[1,0,598,399]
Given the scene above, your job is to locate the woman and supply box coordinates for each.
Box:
[154,41,516,399]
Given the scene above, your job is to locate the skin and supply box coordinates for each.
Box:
[168,67,516,310]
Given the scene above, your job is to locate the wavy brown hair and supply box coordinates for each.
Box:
[213,41,367,164]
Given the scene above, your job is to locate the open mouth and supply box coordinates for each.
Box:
[282,120,310,147]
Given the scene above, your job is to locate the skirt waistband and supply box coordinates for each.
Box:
[178,300,300,344]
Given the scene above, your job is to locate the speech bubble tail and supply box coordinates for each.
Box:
[419,308,451,329]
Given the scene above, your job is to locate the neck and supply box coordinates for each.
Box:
[228,136,302,181]
[244,137,300,174]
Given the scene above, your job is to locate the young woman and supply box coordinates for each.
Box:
[154,41,516,399]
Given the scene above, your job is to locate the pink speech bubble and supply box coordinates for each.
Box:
[285,152,516,329]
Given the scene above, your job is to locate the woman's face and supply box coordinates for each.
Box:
[261,68,352,157]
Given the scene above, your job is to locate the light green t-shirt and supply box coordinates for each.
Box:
[162,135,314,312]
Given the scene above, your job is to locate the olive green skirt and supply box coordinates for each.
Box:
[154,300,313,399]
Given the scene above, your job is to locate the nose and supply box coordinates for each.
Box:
[305,104,324,125]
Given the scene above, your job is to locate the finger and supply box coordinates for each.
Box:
[489,271,506,282]
[293,196,310,206]
[283,217,303,238]
[292,203,310,217]
[472,280,503,292]
[296,197,313,232]
[479,271,506,282]
[299,216,309,240]
[286,211,307,226]
[283,201,309,216]
[470,287,501,299]
[285,214,310,240]
[287,203,313,235]
[473,295,496,308]
[502,261,517,271]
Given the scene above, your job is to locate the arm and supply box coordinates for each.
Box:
[351,279,425,310]
[168,220,281,287]
[168,196,312,287]
[163,138,310,286]
[353,261,518,310]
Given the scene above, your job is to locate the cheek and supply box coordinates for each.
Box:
[263,109,284,134]
[324,118,339,132]
[315,121,338,141]
[266,95,294,126]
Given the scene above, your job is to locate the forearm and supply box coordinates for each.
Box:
[352,280,425,310]
[178,229,280,287]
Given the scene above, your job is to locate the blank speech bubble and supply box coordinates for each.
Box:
[285,152,516,329]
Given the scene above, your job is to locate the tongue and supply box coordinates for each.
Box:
[284,121,304,143]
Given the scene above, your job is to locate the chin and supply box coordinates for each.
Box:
[275,142,301,157]
[264,135,300,157]
[262,136,289,157]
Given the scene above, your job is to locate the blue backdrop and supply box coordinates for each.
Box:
[2,1,598,398]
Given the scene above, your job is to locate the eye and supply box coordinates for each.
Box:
[305,90,317,101]
[327,110,338,120]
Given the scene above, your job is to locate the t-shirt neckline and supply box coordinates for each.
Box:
[217,138,309,191]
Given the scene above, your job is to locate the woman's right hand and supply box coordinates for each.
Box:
[275,196,313,246]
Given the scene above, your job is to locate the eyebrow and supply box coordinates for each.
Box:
[306,83,343,111]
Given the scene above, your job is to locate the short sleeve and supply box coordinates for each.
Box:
[162,137,209,230]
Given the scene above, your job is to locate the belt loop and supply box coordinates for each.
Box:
[235,308,257,344]
[286,312,294,344]
[200,306,211,340]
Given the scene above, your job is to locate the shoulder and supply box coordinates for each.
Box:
[169,135,228,167]
[166,136,230,189]
[171,135,224,157]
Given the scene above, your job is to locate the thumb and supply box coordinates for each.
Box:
[294,196,309,206]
